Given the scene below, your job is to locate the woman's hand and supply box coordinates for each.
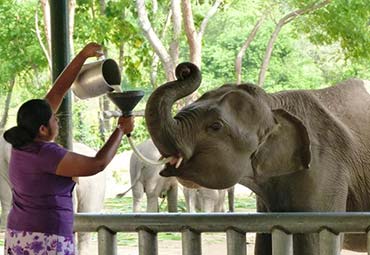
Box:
[117,116,135,135]
[79,42,104,59]
[45,42,104,112]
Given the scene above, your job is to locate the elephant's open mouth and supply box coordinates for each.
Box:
[160,157,202,189]
[160,155,184,176]
[163,155,184,168]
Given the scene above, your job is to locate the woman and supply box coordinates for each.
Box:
[3,42,134,255]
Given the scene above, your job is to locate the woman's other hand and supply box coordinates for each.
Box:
[117,116,135,135]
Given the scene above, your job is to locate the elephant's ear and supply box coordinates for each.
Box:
[251,109,311,178]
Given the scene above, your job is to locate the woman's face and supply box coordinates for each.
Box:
[47,113,59,141]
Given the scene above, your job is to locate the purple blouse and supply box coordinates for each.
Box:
[7,141,75,238]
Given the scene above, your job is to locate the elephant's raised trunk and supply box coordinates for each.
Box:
[145,62,202,157]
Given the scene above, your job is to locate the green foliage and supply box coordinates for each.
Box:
[201,0,369,93]
[74,0,153,89]
[293,0,370,61]
[1,0,369,148]
[0,0,47,90]
[72,101,103,148]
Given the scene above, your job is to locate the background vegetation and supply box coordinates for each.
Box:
[0,0,368,247]
[0,0,369,151]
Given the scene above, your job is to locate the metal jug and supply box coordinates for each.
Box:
[72,58,121,99]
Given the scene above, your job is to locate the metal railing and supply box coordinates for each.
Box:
[74,212,370,255]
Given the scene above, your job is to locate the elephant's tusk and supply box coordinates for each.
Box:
[175,157,183,168]
[127,136,172,165]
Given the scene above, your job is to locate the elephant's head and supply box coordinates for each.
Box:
[145,62,311,190]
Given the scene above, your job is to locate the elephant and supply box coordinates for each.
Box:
[119,138,234,213]
[0,135,11,228]
[144,62,370,255]
[117,138,179,212]
[0,137,106,255]
[183,186,235,213]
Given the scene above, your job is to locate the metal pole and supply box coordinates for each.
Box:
[98,227,117,255]
[138,228,158,255]
[182,228,201,255]
[367,231,370,254]
[227,228,246,255]
[49,0,72,149]
[319,228,340,255]
[272,228,293,255]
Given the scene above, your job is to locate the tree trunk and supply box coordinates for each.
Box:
[182,0,222,68]
[119,40,124,73]
[170,0,181,66]
[98,0,111,139]
[235,15,265,84]
[136,0,175,81]
[37,0,51,72]
[150,9,172,87]
[180,0,222,106]
[0,78,15,132]
[257,0,330,87]
[69,0,76,56]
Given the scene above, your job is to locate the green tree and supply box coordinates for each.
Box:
[293,0,370,61]
[0,0,48,130]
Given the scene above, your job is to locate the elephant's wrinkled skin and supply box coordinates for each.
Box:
[144,62,370,255]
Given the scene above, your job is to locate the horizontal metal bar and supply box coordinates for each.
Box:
[74,212,370,234]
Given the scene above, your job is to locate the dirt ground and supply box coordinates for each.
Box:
[1,230,365,255]
[80,232,364,255]
[87,235,365,255]
[89,241,364,255]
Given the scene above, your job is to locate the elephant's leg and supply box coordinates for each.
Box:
[0,174,11,229]
[132,182,144,212]
[343,233,367,252]
[0,184,12,229]
[167,184,178,212]
[146,193,159,212]
[227,186,235,212]
[77,232,91,255]
[255,233,272,255]
[256,233,323,255]
[293,234,322,255]
[183,188,197,212]
[202,199,215,212]
[215,190,226,212]
[254,197,272,255]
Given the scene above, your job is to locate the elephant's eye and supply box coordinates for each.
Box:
[209,122,223,131]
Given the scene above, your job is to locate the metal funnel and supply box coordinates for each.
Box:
[107,90,145,117]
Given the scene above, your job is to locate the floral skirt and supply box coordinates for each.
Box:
[4,228,75,255]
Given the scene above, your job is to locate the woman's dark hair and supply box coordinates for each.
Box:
[3,99,52,148]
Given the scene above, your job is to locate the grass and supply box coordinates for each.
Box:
[102,195,256,246]
[103,195,256,213]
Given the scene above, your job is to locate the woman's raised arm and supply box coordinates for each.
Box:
[45,42,103,113]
